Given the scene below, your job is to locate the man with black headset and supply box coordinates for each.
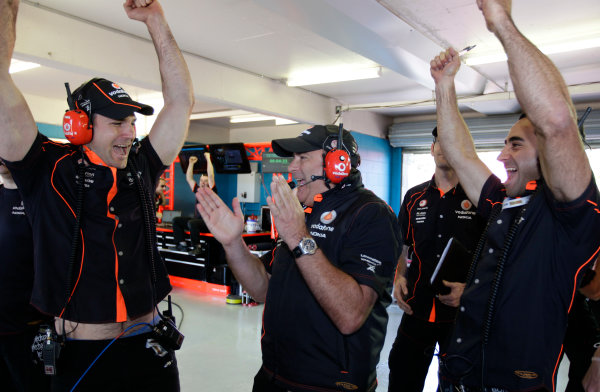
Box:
[387,127,485,392]
[0,0,193,390]
[195,125,401,392]
[430,0,600,390]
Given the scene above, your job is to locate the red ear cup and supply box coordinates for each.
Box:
[324,149,351,184]
[63,110,92,145]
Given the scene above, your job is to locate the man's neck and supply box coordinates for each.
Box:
[434,167,459,194]
[0,174,16,189]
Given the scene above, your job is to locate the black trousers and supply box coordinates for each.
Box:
[563,293,600,392]
[388,314,453,392]
[172,216,209,246]
[252,367,288,392]
[0,327,50,392]
[50,332,179,392]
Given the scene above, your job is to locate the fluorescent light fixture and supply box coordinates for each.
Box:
[286,66,381,87]
[466,37,600,66]
[9,59,40,74]
[190,109,251,120]
[275,118,298,125]
[230,114,276,123]
[230,113,297,125]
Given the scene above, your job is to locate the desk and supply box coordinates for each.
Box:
[156,227,273,296]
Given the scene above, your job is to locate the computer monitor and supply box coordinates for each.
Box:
[178,145,208,174]
[209,143,251,174]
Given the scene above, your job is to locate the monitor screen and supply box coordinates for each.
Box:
[209,143,251,174]
[261,152,292,173]
[178,145,208,175]
[260,205,271,232]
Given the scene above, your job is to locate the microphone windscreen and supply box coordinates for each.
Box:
[288,181,296,190]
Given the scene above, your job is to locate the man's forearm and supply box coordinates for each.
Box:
[492,14,575,132]
[435,79,478,166]
[0,0,18,71]
[224,237,270,302]
[146,12,193,107]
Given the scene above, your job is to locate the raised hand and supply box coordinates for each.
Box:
[266,174,308,249]
[196,187,244,246]
[123,0,163,23]
[430,48,461,85]
[476,0,512,34]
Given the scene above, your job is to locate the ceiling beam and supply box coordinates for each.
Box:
[13,2,335,126]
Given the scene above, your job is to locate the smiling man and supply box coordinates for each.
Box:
[429,0,600,391]
[195,125,401,391]
[0,0,193,390]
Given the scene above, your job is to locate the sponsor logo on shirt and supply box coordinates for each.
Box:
[361,254,382,272]
[11,201,25,216]
[310,221,334,239]
[320,210,337,224]
[419,199,427,207]
[514,370,538,379]
[335,381,358,390]
[461,199,472,210]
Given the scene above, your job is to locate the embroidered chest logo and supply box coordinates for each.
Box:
[461,199,472,210]
[419,199,427,207]
[335,382,358,390]
[514,370,538,379]
[320,210,337,224]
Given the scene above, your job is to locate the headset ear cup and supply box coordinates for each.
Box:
[63,110,92,145]
[324,149,351,184]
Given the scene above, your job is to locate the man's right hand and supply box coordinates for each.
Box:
[189,156,198,165]
[393,275,413,315]
[476,0,512,35]
[195,187,244,247]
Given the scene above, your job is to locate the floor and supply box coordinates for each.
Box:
[163,287,570,391]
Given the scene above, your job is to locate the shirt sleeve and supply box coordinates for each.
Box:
[138,137,167,184]
[551,176,600,252]
[398,193,410,244]
[338,202,401,296]
[477,174,505,219]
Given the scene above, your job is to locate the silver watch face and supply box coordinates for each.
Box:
[299,237,317,255]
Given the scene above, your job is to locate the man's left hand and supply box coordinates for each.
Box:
[267,174,308,249]
[438,280,466,307]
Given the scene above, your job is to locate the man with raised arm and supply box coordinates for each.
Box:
[0,0,193,390]
[430,0,600,390]
[172,152,217,255]
[196,125,401,391]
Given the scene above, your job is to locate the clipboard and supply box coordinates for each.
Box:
[430,237,473,295]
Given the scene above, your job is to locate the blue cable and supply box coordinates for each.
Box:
[69,322,152,392]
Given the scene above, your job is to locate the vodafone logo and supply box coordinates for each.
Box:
[63,123,71,132]
[461,200,472,210]
[419,199,427,207]
[112,82,121,89]
[320,210,337,224]
[334,162,347,172]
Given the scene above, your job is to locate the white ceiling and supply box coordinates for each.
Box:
[9,0,600,134]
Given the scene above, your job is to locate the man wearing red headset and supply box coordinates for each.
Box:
[196,124,402,392]
[0,0,193,390]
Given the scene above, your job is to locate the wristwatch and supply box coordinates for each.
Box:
[292,237,318,258]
